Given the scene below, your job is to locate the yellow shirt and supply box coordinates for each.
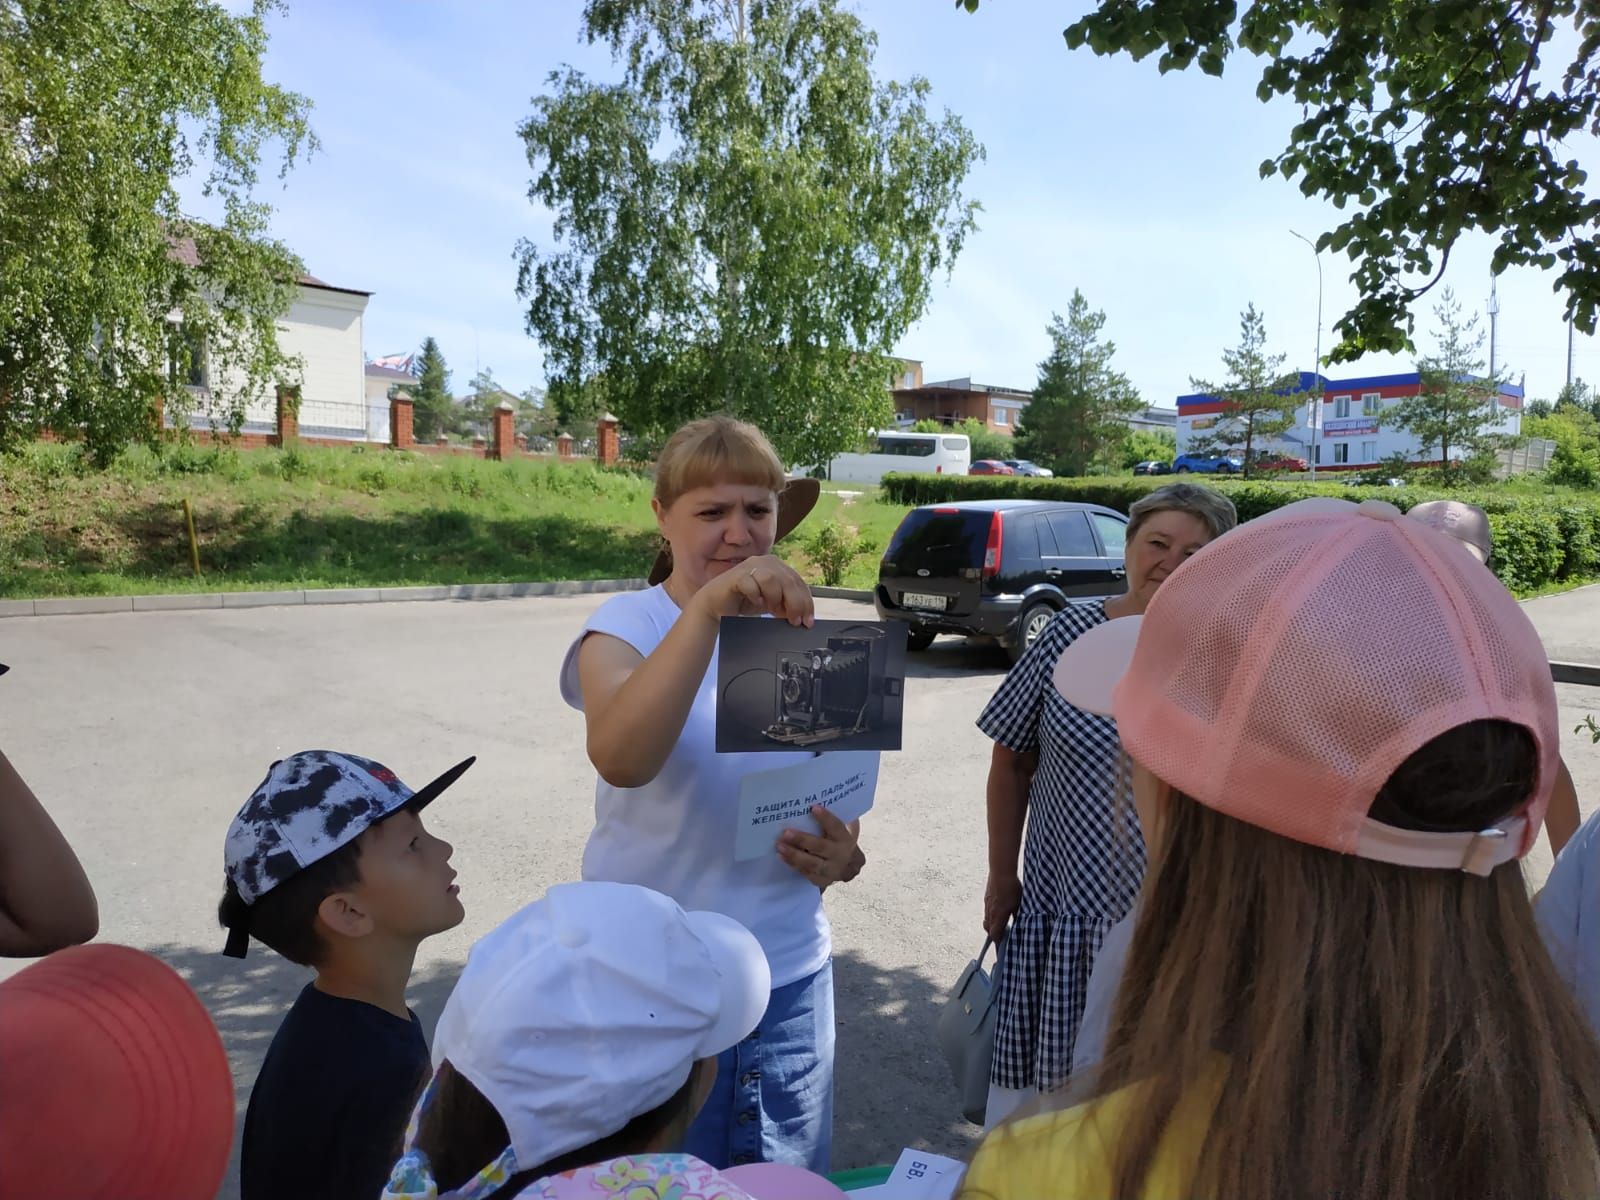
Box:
[960,1074,1220,1199]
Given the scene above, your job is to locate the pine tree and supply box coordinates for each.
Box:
[412,338,452,443]
[1187,305,1299,477]
[1014,292,1144,477]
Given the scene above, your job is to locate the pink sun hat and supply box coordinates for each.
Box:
[1051,497,1559,873]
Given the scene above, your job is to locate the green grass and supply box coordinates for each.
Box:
[0,442,911,598]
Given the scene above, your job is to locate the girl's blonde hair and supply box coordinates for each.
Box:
[653,416,786,509]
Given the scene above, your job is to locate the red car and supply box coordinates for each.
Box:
[969,460,1016,475]
[1255,454,1309,473]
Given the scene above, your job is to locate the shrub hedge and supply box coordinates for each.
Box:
[879,473,1600,593]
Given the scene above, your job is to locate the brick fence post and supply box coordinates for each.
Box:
[471,435,487,459]
[490,401,514,461]
[597,412,620,466]
[390,392,414,451]
[275,385,299,445]
[556,432,574,459]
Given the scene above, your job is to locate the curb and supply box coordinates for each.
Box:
[814,586,873,601]
[0,578,650,619]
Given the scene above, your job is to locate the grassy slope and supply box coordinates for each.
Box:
[0,443,910,598]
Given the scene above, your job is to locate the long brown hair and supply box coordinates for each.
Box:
[1040,720,1600,1199]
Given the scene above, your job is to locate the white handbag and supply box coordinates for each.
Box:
[936,935,1002,1124]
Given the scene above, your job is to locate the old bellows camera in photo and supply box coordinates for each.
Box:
[716,618,908,753]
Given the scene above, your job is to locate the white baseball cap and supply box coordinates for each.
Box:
[431,881,772,1170]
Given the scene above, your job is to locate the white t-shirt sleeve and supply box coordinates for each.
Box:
[559,588,673,712]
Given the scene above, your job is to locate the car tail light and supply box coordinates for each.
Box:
[982,512,1003,578]
[936,464,943,473]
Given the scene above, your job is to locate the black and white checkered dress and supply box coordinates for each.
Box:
[976,600,1146,1092]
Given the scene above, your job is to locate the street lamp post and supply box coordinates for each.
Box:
[1290,229,1323,479]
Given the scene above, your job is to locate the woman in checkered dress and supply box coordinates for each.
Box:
[976,485,1236,1128]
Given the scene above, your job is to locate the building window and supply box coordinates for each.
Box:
[167,325,207,389]
[1362,392,1381,416]
[1361,440,1377,461]
[1313,445,1322,465]
[1333,442,1350,464]
[1333,395,1351,419]
[993,408,1008,426]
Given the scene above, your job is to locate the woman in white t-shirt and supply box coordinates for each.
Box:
[559,416,865,1174]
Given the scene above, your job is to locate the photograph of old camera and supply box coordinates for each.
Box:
[716,617,907,753]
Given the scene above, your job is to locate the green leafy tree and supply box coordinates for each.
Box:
[457,368,518,438]
[412,338,452,443]
[1556,379,1600,423]
[1390,290,1505,481]
[954,417,1012,463]
[519,385,558,442]
[1121,427,1177,469]
[1013,292,1144,477]
[547,375,604,443]
[1187,305,1299,478]
[957,0,1600,359]
[1532,407,1600,488]
[516,0,982,468]
[1526,398,1555,420]
[0,0,315,464]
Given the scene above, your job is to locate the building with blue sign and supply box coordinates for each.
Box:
[1175,371,1524,469]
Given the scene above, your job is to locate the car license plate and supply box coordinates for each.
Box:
[902,591,948,611]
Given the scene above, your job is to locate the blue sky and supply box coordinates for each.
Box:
[191,1,1600,406]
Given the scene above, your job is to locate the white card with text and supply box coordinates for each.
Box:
[733,751,879,861]
[872,1148,965,1199]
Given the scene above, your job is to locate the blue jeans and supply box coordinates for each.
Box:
[683,959,835,1173]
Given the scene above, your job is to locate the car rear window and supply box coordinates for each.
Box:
[884,509,991,573]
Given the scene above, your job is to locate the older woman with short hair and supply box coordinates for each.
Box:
[976,483,1237,1127]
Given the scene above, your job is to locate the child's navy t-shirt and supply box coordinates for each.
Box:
[241,982,430,1200]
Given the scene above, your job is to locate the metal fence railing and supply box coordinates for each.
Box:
[297,397,383,442]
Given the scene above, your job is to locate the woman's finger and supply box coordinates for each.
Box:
[809,805,852,840]
[781,571,814,627]
[777,839,833,886]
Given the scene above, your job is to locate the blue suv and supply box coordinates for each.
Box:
[1172,453,1243,475]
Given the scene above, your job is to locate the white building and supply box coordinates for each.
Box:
[167,239,372,440]
[1175,371,1524,468]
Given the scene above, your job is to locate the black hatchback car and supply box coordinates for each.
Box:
[875,500,1129,661]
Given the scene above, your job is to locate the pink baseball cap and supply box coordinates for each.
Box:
[1052,498,1559,873]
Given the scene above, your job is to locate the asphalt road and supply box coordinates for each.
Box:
[1,583,1596,1195]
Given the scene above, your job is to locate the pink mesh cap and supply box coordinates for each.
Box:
[1053,498,1559,872]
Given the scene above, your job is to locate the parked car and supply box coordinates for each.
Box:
[875,500,1129,662]
[1254,453,1309,473]
[1172,453,1243,474]
[1132,460,1172,476]
[969,459,1016,475]
[1004,459,1054,477]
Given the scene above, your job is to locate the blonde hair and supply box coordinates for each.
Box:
[653,416,785,509]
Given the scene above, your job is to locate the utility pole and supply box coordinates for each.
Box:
[1568,315,1575,390]
[1290,230,1323,478]
[1488,276,1499,381]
